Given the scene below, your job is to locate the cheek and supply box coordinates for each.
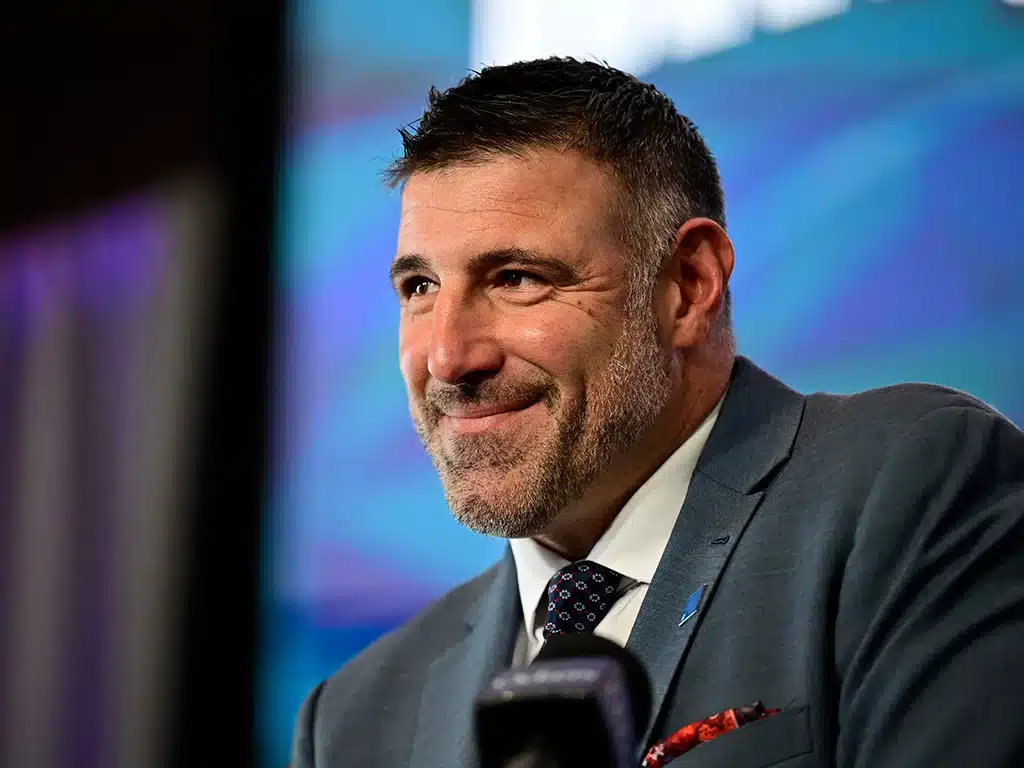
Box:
[507,319,562,369]
[398,324,427,389]
[516,323,548,346]
[506,313,608,377]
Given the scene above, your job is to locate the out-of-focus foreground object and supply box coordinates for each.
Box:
[0,3,284,767]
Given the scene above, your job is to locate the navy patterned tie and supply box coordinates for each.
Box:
[543,560,625,638]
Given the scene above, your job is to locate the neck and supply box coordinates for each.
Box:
[534,355,732,561]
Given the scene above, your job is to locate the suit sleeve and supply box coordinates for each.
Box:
[290,681,326,768]
[835,404,1024,766]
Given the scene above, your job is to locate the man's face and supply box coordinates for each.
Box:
[392,150,676,539]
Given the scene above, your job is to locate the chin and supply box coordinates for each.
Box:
[451,494,563,540]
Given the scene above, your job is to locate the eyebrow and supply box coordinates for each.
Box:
[388,247,585,288]
[389,253,431,287]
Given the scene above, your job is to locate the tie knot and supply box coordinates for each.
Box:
[543,560,625,639]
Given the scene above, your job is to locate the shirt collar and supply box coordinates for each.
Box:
[509,393,726,633]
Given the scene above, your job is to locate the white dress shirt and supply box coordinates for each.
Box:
[509,395,725,665]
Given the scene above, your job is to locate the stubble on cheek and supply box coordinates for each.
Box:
[415,402,538,476]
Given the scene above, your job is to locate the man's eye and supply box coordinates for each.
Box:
[403,277,437,297]
[498,270,544,289]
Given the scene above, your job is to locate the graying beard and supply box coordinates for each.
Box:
[437,309,672,539]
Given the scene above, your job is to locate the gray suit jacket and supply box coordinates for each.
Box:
[291,357,1024,767]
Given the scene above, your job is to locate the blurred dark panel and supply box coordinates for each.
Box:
[0,3,284,767]
[167,4,285,768]
[0,6,217,234]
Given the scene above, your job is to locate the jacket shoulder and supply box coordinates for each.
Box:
[291,558,507,765]
[316,556,503,706]
[804,379,1004,437]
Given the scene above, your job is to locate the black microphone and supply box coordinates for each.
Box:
[474,634,652,768]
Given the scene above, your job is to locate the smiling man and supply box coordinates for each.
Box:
[391,148,729,560]
[291,58,1024,768]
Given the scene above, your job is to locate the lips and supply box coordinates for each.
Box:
[440,399,542,434]
[443,400,537,420]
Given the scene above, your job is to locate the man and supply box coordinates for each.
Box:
[291,58,1024,767]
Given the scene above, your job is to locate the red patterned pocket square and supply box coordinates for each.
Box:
[641,701,780,767]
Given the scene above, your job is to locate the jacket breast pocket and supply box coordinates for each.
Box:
[670,706,813,767]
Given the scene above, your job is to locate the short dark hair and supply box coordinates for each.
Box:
[386,57,729,318]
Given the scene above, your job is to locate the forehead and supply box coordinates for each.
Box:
[396,150,621,263]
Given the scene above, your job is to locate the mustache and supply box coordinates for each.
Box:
[422,377,556,417]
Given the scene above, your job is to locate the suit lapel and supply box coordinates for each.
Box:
[410,548,521,768]
[410,359,804,766]
[627,480,765,752]
[627,357,806,755]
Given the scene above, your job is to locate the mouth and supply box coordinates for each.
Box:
[442,399,542,434]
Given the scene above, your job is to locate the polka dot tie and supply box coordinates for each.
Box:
[543,560,626,639]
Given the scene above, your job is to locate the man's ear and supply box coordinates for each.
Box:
[662,217,734,349]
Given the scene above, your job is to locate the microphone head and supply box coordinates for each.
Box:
[534,634,652,737]
[474,635,652,768]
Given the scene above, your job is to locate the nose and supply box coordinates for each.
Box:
[426,288,503,384]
